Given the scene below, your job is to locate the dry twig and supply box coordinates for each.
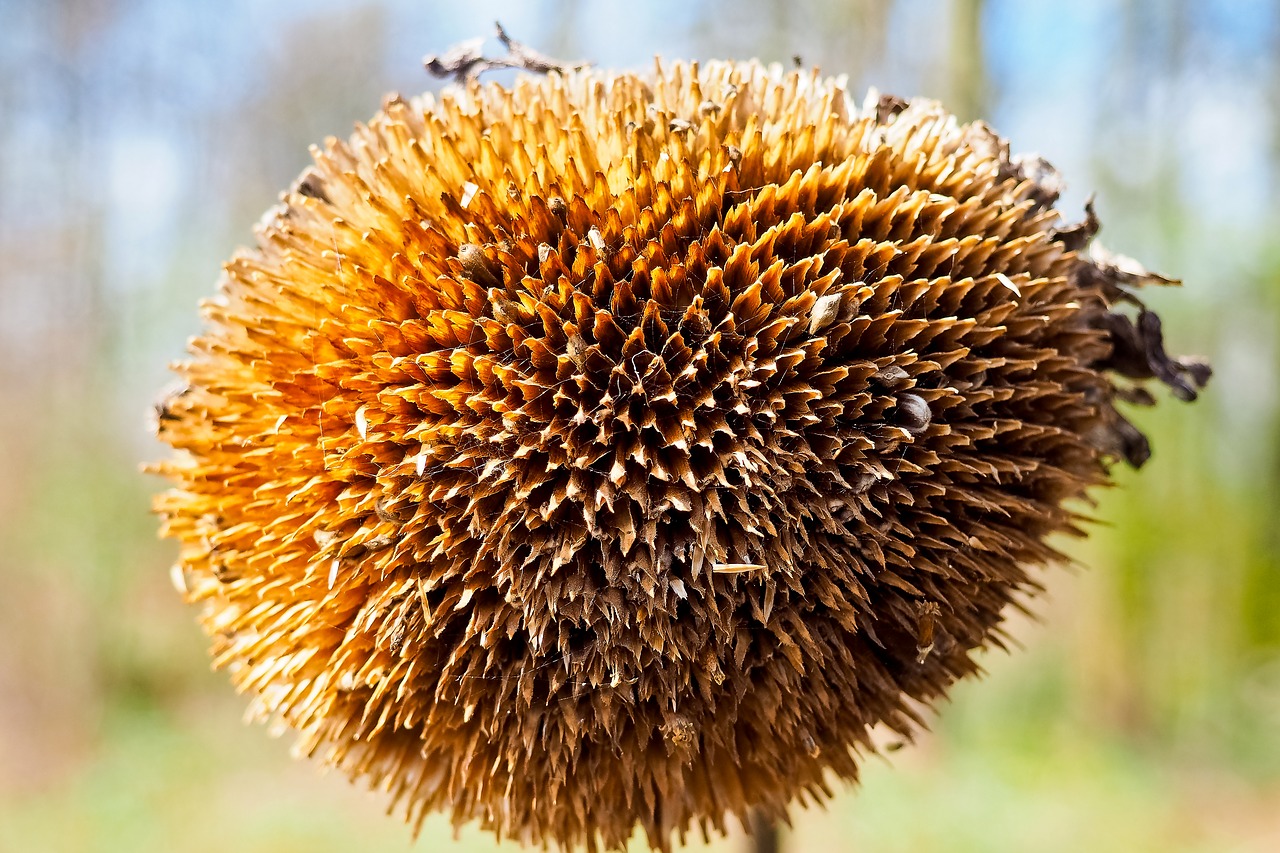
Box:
[424,21,588,83]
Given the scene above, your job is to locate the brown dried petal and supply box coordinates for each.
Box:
[1101,310,1211,402]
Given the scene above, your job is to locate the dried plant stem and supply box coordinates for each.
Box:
[748,811,780,853]
[423,21,587,83]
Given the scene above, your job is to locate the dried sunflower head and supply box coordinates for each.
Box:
[153,58,1206,852]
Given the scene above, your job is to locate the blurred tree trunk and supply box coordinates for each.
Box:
[947,0,987,122]
[821,0,892,88]
[1248,0,1280,662]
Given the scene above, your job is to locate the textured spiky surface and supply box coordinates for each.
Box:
[153,60,1206,852]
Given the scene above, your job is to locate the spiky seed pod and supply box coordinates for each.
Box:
[152,60,1207,852]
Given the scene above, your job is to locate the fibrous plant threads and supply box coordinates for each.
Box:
[153,60,1206,852]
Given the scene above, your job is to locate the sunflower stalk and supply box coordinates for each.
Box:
[749,812,781,853]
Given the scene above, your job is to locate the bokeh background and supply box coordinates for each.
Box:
[1,0,1277,851]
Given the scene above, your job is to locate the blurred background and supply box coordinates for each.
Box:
[1,0,1277,851]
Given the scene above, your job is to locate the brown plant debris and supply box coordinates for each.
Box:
[424,21,588,83]
[152,59,1208,852]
